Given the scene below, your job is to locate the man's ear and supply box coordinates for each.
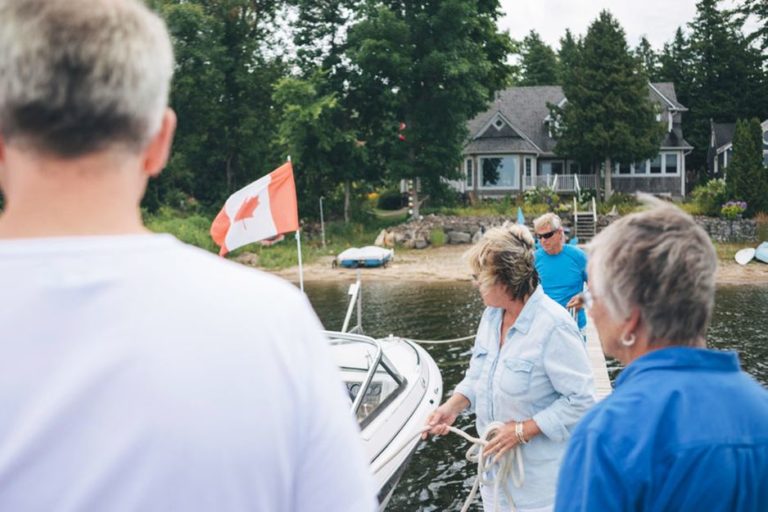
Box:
[142,108,177,177]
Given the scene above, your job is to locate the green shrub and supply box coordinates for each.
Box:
[145,207,217,253]
[430,228,446,247]
[524,187,559,207]
[720,200,747,220]
[691,179,727,217]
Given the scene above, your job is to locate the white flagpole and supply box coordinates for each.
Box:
[287,155,304,293]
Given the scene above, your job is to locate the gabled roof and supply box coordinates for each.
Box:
[467,86,565,155]
[712,122,736,150]
[649,82,686,111]
[466,83,689,155]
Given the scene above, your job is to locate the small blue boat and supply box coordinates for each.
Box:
[755,242,768,264]
[336,246,394,268]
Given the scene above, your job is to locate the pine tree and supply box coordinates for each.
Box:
[519,30,559,86]
[737,0,768,52]
[557,29,581,85]
[634,36,659,80]
[684,0,768,179]
[553,10,663,199]
[726,118,768,216]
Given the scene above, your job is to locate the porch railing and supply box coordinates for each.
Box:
[524,174,599,193]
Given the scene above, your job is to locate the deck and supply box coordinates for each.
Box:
[585,320,613,401]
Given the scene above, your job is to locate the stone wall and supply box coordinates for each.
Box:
[372,213,756,249]
[694,216,757,242]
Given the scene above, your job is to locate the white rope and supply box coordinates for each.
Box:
[370,422,524,512]
[403,334,476,344]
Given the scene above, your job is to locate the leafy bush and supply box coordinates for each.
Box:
[598,192,640,215]
[720,200,747,220]
[691,179,727,217]
[430,228,447,247]
[524,187,559,206]
[145,207,218,253]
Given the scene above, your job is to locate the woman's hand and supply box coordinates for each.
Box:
[481,422,520,459]
[483,419,541,458]
[566,293,584,311]
[422,394,469,439]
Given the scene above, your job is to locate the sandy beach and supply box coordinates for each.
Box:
[268,245,768,286]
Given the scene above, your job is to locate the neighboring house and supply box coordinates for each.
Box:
[708,119,768,177]
[449,83,692,198]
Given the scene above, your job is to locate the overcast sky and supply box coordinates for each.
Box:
[498,0,753,51]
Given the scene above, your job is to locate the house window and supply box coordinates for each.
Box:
[494,118,504,129]
[524,157,533,188]
[569,162,581,174]
[635,160,648,174]
[616,162,631,175]
[664,153,678,174]
[481,156,519,189]
[650,155,662,174]
[465,159,473,187]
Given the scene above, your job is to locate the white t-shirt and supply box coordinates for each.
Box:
[0,234,377,511]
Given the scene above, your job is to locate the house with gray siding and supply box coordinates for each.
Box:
[450,83,692,198]
[708,119,768,177]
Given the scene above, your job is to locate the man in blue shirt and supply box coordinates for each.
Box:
[533,213,587,330]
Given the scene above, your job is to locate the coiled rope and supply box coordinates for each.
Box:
[371,422,524,512]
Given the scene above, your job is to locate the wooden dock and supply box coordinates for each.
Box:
[584,320,612,401]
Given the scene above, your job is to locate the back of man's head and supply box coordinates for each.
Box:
[0,0,174,158]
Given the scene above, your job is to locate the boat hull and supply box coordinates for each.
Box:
[756,242,768,264]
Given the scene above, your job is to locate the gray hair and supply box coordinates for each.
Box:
[465,223,539,301]
[588,196,717,347]
[533,212,562,232]
[0,0,174,157]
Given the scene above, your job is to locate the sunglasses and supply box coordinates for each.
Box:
[536,229,558,240]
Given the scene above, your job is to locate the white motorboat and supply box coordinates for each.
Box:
[325,278,443,510]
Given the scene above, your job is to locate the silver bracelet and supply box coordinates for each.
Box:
[515,421,528,444]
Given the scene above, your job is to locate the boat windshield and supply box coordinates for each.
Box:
[326,331,406,426]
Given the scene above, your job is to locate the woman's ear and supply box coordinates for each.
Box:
[623,308,642,340]
[141,109,177,178]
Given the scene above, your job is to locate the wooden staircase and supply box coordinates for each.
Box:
[573,197,597,243]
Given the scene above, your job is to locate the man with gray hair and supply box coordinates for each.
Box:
[0,1,376,510]
[533,213,588,332]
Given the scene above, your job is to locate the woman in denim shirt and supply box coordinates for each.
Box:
[425,223,595,511]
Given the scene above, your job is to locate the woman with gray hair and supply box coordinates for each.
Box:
[555,200,768,511]
[424,223,595,512]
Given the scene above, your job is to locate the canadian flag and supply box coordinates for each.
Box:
[210,162,299,256]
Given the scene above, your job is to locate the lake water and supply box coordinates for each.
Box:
[305,281,768,511]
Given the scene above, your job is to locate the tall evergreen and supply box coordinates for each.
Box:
[553,11,663,199]
[658,28,692,99]
[519,30,559,86]
[557,29,581,85]
[726,118,768,216]
[346,0,514,215]
[737,0,768,52]
[684,0,768,179]
[634,36,659,80]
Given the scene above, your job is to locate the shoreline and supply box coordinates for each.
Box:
[264,245,768,286]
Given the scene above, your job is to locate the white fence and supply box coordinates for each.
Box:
[524,174,599,193]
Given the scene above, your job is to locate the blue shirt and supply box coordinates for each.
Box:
[455,286,595,509]
[535,245,588,329]
[555,347,768,512]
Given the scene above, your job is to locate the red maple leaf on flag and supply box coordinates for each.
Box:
[234,195,260,223]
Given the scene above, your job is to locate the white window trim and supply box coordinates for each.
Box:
[465,158,474,188]
[478,154,522,190]
[613,152,682,177]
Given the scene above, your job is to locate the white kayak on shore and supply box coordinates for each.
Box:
[735,248,756,266]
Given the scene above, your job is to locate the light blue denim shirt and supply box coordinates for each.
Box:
[454,285,595,509]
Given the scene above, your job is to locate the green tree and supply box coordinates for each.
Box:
[634,36,659,80]
[148,0,287,212]
[273,72,370,222]
[658,28,692,98]
[346,0,514,216]
[737,0,768,52]
[519,30,559,86]
[557,29,581,85]
[726,118,768,215]
[684,0,768,179]
[552,11,663,199]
